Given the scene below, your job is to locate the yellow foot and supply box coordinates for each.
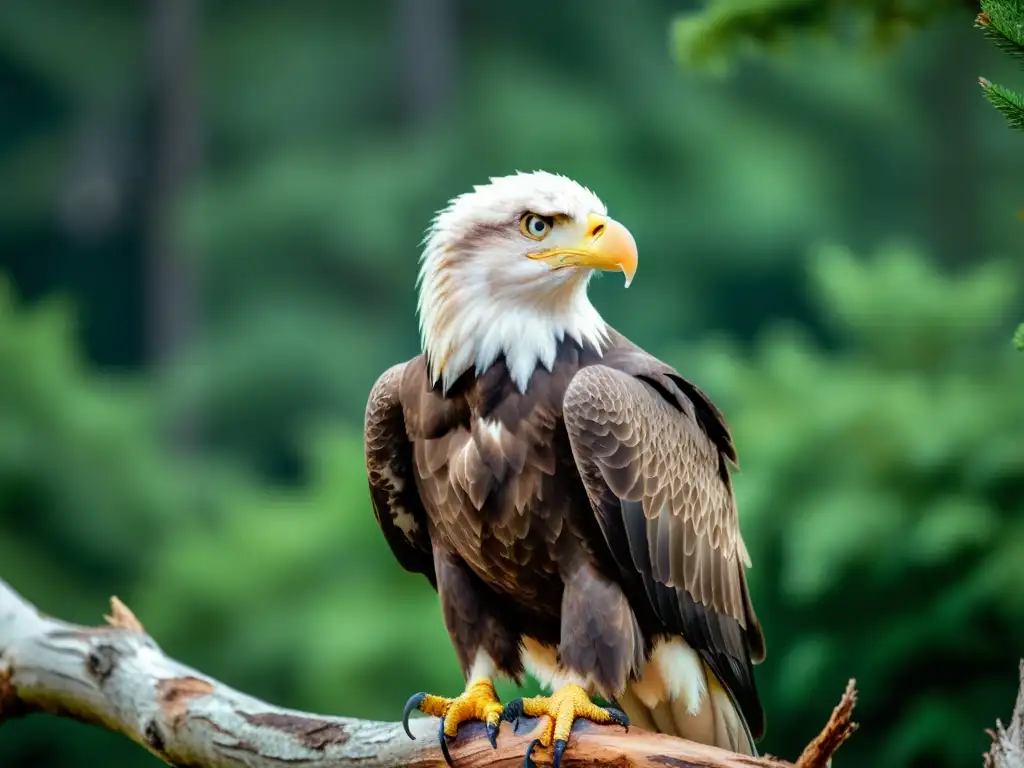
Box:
[402,678,504,766]
[501,683,629,768]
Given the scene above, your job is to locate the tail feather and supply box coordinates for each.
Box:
[617,639,758,757]
[649,700,683,737]
[616,688,659,732]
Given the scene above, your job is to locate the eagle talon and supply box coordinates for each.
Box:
[605,706,630,731]
[438,718,454,767]
[524,737,542,768]
[402,692,427,739]
[553,739,568,768]
[511,684,627,767]
[486,722,498,749]
[502,697,525,733]
[401,679,503,762]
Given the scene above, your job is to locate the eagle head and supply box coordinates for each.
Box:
[417,170,639,394]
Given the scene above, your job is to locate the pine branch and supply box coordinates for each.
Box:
[979,78,1024,130]
[670,0,823,73]
[977,5,1024,133]
[976,10,1024,61]
[671,0,975,73]
[980,0,1024,48]
[0,577,858,768]
[975,6,1024,352]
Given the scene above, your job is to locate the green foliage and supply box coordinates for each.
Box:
[0,280,176,603]
[672,0,967,73]
[0,280,186,766]
[975,2,1024,347]
[678,245,1024,767]
[979,78,1024,130]
[977,1,1024,133]
[136,429,466,720]
[171,3,888,468]
[3,3,1024,767]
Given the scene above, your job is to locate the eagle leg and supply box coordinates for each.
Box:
[401,677,504,763]
[502,683,629,768]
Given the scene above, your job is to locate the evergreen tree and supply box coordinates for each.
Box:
[674,1,1024,347]
[677,245,1024,767]
[671,0,968,73]
[976,0,1024,133]
[975,0,1024,348]
[3,2,1022,765]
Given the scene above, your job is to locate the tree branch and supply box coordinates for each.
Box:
[0,576,858,767]
[985,660,1024,768]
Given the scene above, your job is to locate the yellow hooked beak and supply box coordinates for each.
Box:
[529,212,638,287]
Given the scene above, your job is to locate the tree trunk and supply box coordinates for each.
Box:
[395,0,455,127]
[146,0,201,451]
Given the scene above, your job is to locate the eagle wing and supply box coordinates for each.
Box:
[364,361,435,587]
[562,359,765,738]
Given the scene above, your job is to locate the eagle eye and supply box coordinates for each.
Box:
[519,213,552,240]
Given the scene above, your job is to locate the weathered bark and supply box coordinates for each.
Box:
[985,661,1024,768]
[0,576,858,767]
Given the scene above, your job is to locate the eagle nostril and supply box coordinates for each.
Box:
[589,223,605,239]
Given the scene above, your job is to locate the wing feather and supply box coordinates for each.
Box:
[563,361,764,739]
[364,362,435,587]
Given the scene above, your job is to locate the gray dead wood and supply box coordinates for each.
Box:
[985,660,1024,768]
[0,575,865,767]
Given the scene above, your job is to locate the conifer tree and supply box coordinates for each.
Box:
[674,1,1024,349]
[976,0,1024,132]
[670,0,968,72]
[975,0,1024,348]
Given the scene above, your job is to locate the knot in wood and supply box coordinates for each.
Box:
[86,642,119,683]
[144,719,167,754]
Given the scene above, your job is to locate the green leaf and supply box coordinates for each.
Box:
[1014,321,1024,350]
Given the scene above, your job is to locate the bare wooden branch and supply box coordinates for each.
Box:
[0,576,853,767]
[105,595,145,633]
[985,660,1024,768]
[795,679,857,768]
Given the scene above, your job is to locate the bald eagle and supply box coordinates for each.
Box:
[364,171,765,767]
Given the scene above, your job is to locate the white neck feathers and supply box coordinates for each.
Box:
[417,251,608,393]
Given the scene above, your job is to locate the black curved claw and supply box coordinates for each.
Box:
[523,737,542,768]
[402,692,427,740]
[605,706,630,732]
[438,717,454,767]
[502,697,525,733]
[486,721,499,749]
[553,739,568,768]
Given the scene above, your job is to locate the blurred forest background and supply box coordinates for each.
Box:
[2,1,1023,767]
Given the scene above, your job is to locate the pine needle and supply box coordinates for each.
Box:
[980,79,1024,132]
[977,11,1024,62]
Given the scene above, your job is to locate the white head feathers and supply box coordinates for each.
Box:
[416,171,614,393]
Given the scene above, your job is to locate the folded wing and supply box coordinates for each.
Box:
[364,362,435,587]
[562,362,764,739]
